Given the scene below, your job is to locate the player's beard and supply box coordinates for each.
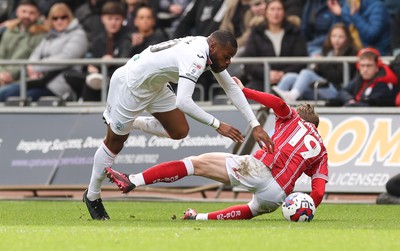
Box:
[210,61,226,73]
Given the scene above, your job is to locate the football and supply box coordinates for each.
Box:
[282,192,316,222]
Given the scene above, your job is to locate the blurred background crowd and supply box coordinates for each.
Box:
[0,0,399,106]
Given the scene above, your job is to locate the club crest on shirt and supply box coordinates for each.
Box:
[186,62,203,80]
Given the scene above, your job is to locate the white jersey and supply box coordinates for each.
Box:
[119,35,259,129]
[124,36,209,98]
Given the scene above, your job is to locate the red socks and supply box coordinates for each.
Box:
[207,204,254,220]
[142,160,188,185]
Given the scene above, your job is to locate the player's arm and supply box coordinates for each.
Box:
[310,178,326,208]
[176,77,244,143]
[307,154,329,207]
[213,71,274,152]
[231,76,290,118]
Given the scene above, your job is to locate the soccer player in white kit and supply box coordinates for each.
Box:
[83,30,274,220]
[105,77,329,220]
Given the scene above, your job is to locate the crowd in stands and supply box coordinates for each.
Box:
[0,0,399,106]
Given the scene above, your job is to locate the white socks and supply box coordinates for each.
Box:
[87,141,116,201]
[196,214,208,220]
[132,116,170,138]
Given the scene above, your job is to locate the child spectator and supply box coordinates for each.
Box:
[272,23,358,102]
[301,0,342,56]
[80,1,133,101]
[337,48,398,106]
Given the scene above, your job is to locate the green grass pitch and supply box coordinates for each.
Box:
[0,200,399,251]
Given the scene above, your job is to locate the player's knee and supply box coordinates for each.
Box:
[168,127,189,139]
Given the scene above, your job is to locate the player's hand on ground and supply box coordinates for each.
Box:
[252,125,274,153]
[216,122,244,143]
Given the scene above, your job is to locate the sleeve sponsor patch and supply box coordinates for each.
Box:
[185,62,204,81]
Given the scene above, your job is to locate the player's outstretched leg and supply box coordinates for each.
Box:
[181,204,254,220]
[105,167,136,193]
[82,189,110,220]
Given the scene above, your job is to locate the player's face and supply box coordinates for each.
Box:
[209,44,237,73]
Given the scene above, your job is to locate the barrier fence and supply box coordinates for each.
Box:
[0,56,395,102]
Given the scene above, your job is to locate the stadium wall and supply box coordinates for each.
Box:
[0,105,398,193]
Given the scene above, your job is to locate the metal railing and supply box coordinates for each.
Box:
[0,56,395,103]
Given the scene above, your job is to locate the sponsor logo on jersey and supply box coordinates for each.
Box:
[115,121,124,132]
[186,62,203,80]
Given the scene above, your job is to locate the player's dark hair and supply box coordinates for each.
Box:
[18,0,39,9]
[210,30,238,49]
[296,103,319,128]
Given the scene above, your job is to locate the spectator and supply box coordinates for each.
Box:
[272,23,358,102]
[0,0,47,87]
[0,2,88,102]
[157,0,190,34]
[242,0,307,91]
[74,0,108,40]
[384,0,400,19]
[0,0,13,23]
[391,8,400,56]
[36,0,82,16]
[172,0,229,100]
[123,0,159,33]
[283,0,306,27]
[220,0,266,51]
[130,5,169,56]
[337,47,398,106]
[301,0,342,56]
[79,1,133,101]
[376,173,400,204]
[327,0,391,55]
[173,0,227,38]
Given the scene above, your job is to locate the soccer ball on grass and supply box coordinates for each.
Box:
[282,192,316,222]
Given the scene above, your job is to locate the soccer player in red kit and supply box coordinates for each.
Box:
[105,77,328,220]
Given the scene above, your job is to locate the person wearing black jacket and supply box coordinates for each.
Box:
[173,0,227,38]
[391,7,400,57]
[242,0,307,91]
[74,1,132,101]
[337,47,398,106]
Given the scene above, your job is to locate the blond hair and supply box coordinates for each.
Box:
[296,103,319,128]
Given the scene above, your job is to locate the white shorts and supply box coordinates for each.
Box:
[103,66,177,135]
[226,154,287,216]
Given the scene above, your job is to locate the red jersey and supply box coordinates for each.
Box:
[243,88,328,206]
